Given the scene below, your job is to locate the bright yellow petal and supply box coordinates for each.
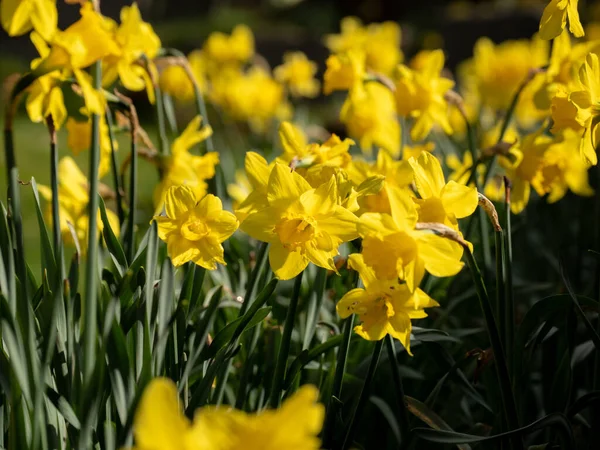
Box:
[30,0,57,41]
[239,207,277,243]
[357,212,398,238]
[510,177,530,214]
[416,232,464,277]
[167,236,200,267]
[267,163,311,207]
[347,253,376,289]
[133,378,190,450]
[1,0,32,36]
[245,151,270,188]
[539,0,566,40]
[387,313,413,356]
[165,186,196,219]
[567,0,584,38]
[440,181,478,219]
[305,242,336,272]
[409,152,445,198]
[269,241,308,280]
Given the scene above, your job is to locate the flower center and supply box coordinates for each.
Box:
[181,219,209,241]
[275,217,315,247]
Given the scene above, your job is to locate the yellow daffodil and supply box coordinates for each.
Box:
[402,142,435,161]
[1,0,56,40]
[233,152,274,222]
[241,164,359,280]
[133,378,324,450]
[210,66,290,133]
[323,49,366,95]
[533,129,594,203]
[408,152,478,229]
[203,24,254,69]
[278,121,353,169]
[274,51,320,98]
[153,186,238,269]
[395,49,454,141]
[337,254,438,353]
[66,115,116,179]
[325,17,403,76]
[460,36,548,113]
[159,51,206,103]
[499,130,552,214]
[358,187,465,291]
[102,3,161,104]
[347,150,413,215]
[551,52,600,166]
[446,152,505,203]
[38,157,119,253]
[154,117,219,212]
[340,81,400,156]
[227,169,253,211]
[539,0,584,40]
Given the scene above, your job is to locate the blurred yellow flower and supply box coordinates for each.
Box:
[154,116,219,212]
[0,0,56,40]
[551,52,600,166]
[402,142,435,161]
[38,157,119,253]
[408,152,478,229]
[533,129,594,203]
[203,24,254,69]
[358,187,465,292]
[337,254,438,353]
[340,81,400,156]
[274,51,320,98]
[159,51,207,103]
[539,0,584,40]
[241,164,358,280]
[227,169,252,210]
[460,36,548,112]
[103,2,161,104]
[323,49,366,95]
[66,115,116,179]
[325,17,403,76]
[153,186,238,269]
[210,66,290,133]
[133,378,324,450]
[395,49,454,141]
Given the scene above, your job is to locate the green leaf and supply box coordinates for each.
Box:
[406,396,472,450]
[30,178,57,283]
[99,196,127,271]
[45,386,81,429]
[414,413,574,447]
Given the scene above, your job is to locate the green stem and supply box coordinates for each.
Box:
[125,108,138,263]
[495,230,506,348]
[463,249,522,450]
[385,335,411,448]
[105,107,124,227]
[399,116,406,160]
[83,61,102,383]
[342,339,384,450]
[268,272,303,408]
[239,242,269,316]
[47,117,61,258]
[302,267,327,349]
[322,315,355,448]
[503,178,514,376]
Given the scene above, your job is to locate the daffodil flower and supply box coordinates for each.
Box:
[539,0,584,40]
[337,254,438,354]
[1,0,57,40]
[66,115,116,179]
[323,49,366,95]
[358,186,465,292]
[408,152,478,229]
[395,49,455,141]
[203,24,254,69]
[153,186,238,269]
[133,378,324,450]
[241,164,359,280]
[274,51,320,98]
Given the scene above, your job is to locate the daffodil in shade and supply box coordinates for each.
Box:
[446,152,505,203]
[534,129,594,203]
[551,52,600,166]
[241,164,359,280]
[38,157,119,253]
[358,187,465,292]
[340,81,400,157]
[408,152,478,230]
[498,130,552,214]
[66,114,117,179]
[539,0,584,40]
[133,378,324,450]
[1,0,57,40]
[102,3,161,103]
[153,116,219,212]
[274,52,320,98]
[395,49,455,142]
[153,186,238,269]
[337,254,438,354]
